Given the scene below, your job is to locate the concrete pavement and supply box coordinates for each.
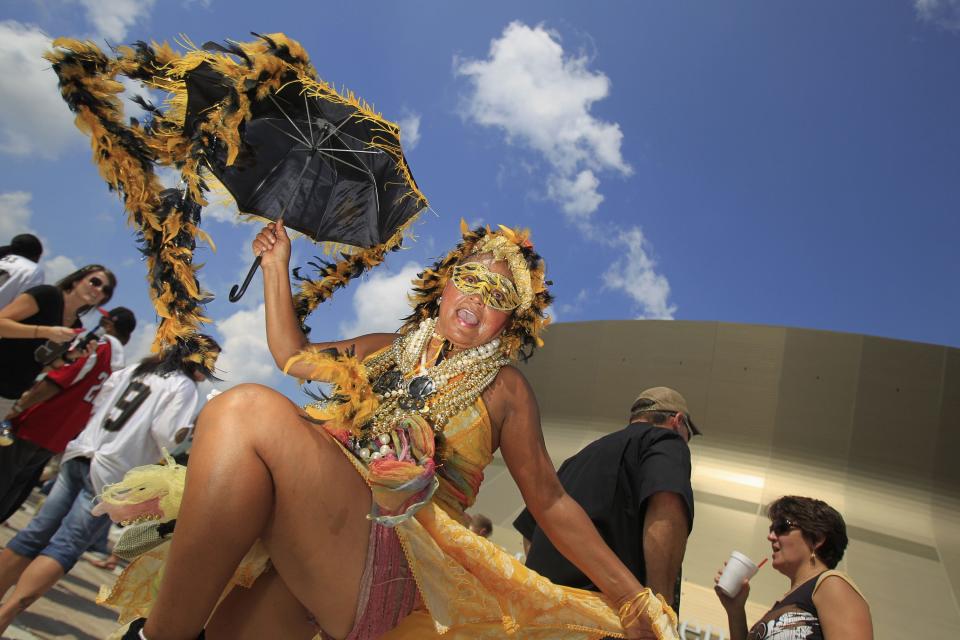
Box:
[1,495,123,640]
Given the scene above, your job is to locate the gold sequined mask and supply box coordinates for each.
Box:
[451,263,522,312]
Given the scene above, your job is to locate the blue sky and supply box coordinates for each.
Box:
[1,1,958,400]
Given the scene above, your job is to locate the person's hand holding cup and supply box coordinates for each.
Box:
[714,551,759,611]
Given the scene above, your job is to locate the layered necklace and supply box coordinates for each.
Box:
[362,317,508,443]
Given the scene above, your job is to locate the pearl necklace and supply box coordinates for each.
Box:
[361,318,508,445]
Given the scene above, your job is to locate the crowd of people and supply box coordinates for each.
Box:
[0,233,220,635]
[0,227,873,640]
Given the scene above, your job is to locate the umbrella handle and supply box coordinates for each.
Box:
[229,256,262,302]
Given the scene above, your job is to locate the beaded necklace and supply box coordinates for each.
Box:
[361,317,508,446]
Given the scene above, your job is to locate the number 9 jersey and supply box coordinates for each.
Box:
[62,365,200,495]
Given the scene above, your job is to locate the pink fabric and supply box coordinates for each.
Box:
[324,521,419,640]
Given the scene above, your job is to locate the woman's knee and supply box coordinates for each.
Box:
[195,384,296,438]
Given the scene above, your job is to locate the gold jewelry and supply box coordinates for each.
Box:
[617,589,678,633]
[362,318,508,442]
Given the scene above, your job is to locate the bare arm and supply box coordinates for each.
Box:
[252,220,394,379]
[0,293,75,342]
[642,491,689,606]
[4,379,61,419]
[493,368,643,606]
[814,575,873,640]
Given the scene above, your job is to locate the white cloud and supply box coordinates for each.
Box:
[0,190,85,287]
[42,255,79,283]
[915,0,960,30]
[398,113,421,151]
[547,170,603,219]
[201,195,241,225]
[0,22,77,159]
[211,303,278,387]
[78,0,157,42]
[459,23,676,318]
[456,21,630,219]
[339,262,420,338]
[124,321,157,365]
[0,191,34,238]
[602,227,676,320]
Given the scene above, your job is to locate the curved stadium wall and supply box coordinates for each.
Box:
[470,320,960,639]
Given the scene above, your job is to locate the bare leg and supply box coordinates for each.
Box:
[144,384,372,640]
[0,556,64,633]
[206,566,316,640]
[0,548,32,600]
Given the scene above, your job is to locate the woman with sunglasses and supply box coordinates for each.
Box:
[0,264,116,420]
[715,495,873,639]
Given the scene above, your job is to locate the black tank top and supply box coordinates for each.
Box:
[747,572,824,640]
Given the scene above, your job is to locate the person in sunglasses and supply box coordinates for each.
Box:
[715,495,873,640]
[514,386,699,614]
[0,264,117,424]
[0,307,136,522]
[0,337,220,636]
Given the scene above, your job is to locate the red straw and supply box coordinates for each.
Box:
[757,557,768,569]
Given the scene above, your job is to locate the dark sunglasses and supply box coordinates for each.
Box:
[89,276,113,296]
[769,518,800,536]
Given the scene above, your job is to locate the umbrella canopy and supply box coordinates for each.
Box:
[187,61,422,250]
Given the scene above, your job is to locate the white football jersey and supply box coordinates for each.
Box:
[63,364,199,494]
[0,254,44,309]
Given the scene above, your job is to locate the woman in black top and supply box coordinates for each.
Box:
[715,495,872,640]
[0,264,116,412]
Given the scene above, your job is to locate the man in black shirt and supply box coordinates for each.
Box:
[514,386,698,612]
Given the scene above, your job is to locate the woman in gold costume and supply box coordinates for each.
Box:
[121,220,678,640]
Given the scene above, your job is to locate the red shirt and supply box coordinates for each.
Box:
[13,340,116,453]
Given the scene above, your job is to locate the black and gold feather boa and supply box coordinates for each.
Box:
[45,33,427,361]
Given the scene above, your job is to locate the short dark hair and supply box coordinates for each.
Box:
[767,495,848,569]
[55,264,117,312]
[0,234,42,262]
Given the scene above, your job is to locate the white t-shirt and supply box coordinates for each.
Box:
[0,255,44,309]
[63,364,199,494]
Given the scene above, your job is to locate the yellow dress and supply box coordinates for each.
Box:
[328,395,674,639]
[99,349,677,640]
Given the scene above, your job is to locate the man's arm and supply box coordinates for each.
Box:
[642,491,689,606]
[5,379,61,419]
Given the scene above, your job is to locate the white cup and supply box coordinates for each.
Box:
[717,551,759,597]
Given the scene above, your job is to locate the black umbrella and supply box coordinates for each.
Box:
[185,59,425,301]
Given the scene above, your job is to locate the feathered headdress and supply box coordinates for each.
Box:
[402,220,553,361]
